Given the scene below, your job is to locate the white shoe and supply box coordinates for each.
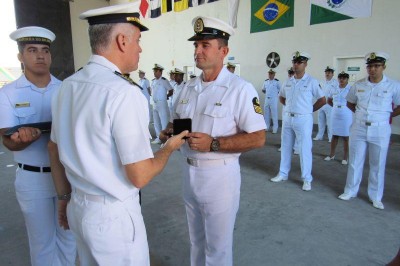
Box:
[293,150,299,155]
[313,137,322,141]
[338,193,355,201]
[328,139,332,143]
[371,200,384,210]
[302,181,311,191]
[341,160,348,165]
[270,175,287,182]
[151,138,161,144]
[278,147,281,152]
[272,129,278,134]
[324,155,335,161]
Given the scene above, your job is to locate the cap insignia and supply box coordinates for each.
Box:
[294,51,300,58]
[194,18,204,34]
[370,52,376,59]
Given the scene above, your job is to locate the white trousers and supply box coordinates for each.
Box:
[344,123,391,201]
[183,159,240,266]
[15,169,76,266]
[152,100,170,138]
[315,104,332,140]
[279,114,313,181]
[67,191,149,266]
[264,96,279,131]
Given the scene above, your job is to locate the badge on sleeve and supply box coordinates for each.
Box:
[252,97,263,114]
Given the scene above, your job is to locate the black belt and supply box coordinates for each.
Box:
[18,163,51,173]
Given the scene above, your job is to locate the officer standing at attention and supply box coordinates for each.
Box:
[48,3,187,264]
[170,67,186,111]
[139,69,151,117]
[0,26,76,265]
[314,66,338,142]
[226,62,236,73]
[168,70,177,119]
[262,68,281,133]
[338,52,400,210]
[270,52,325,191]
[151,64,174,144]
[160,16,266,266]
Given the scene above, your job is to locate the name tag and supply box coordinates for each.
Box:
[15,102,30,108]
[215,102,222,106]
[180,99,189,104]
[357,90,365,92]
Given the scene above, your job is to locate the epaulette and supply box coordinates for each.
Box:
[114,71,143,90]
[265,79,269,81]
[76,67,83,72]
[275,78,279,81]
[161,77,167,80]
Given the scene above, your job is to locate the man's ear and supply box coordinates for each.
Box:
[116,33,128,52]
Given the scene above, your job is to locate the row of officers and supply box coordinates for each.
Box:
[1,2,400,265]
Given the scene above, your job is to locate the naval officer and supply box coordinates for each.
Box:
[270,51,325,191]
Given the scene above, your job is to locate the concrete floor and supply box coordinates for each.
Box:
[1,128,399,266]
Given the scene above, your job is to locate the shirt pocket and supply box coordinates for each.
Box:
[175,101,193,119]
[376,91,392,106]
[203,105,230,137]
[14,107,36,124]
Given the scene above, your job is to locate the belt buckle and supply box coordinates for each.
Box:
[365,121,372,126]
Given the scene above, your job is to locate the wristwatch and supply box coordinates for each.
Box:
[210,138,220,152]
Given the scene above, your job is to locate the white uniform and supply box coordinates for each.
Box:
[262,78,280,132]
[315,78,338,141]
[168,79,177,115]
[172,67,266,266]
[151,77,173,139]
[51,55,154,265]
[328,84,352,136]
[139,77,151,117]
[278,74,324,181]
[343,76,400,201]
[0,75,76,266]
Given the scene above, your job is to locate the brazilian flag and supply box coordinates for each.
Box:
[251,0,294,33]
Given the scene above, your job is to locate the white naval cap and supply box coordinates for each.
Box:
[292,51,311,62]
[188,16,235,41]
[10,26,55,45]
[152,64,164,70]
[138,69,145,74]
[79,2,148,32]
[172,68,185,75]
[324,66,335,72]
[365,52,389,64]
[226,62,236,68]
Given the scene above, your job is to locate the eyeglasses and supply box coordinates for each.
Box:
[367,64,384,69]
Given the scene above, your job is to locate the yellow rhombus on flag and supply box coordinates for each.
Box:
[254,0,290,26]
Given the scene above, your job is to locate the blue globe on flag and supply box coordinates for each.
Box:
[263,3,279,22]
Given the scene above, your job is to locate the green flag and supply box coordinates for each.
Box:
[250,0,294,33]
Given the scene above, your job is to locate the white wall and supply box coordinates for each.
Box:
[69,0,400,133]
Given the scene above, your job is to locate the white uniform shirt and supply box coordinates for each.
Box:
[171,81,185,107]
[139,77,150,102]
[51,55,153,201]
[321,78,338,98]
[151,77,173,102]
[262,79,281,98]
[279,73,324,114]
[328,84,351,107]
[346,75,400,123]
[172,67,266,160]
[0,74,60,166]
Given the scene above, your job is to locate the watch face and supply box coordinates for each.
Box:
[211,139,220,151]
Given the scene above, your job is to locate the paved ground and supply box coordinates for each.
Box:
[1,128,399,266]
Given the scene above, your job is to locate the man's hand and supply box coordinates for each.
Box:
[162,130,188,152]
[187,132,213,152]
[2,127,41,151]
[160,127,173,143]
[58,199,70,230]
